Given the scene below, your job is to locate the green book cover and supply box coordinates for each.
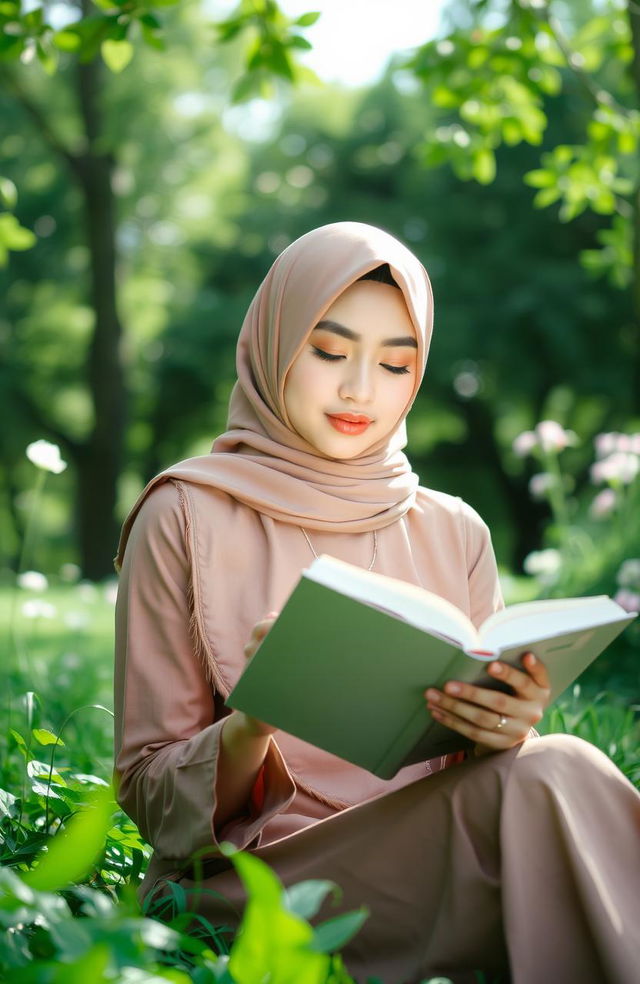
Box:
[226,557,636,779]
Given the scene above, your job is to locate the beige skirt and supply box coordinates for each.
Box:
[153,735,640,984]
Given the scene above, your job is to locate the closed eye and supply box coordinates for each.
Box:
[381,364,410,375]
[312,346,345,362]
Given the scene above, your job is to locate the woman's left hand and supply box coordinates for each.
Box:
[425,652,551,755]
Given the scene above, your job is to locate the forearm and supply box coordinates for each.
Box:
[214,711,272,829]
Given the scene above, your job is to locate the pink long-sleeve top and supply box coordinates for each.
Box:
[114,480,504,892]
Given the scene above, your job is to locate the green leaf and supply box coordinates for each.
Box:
[223,847,330,984]
[264,42,295,81]
[36,41,58,75]
[9,728,28,752]
[216,18,244,43]
[618,130,637,154]
[32,728,64,747]
[523,168,555,188]
[432,85,458,108]
[284,879,338,919]
[311,908,369,953]
[502,119,522,146]
[24,784,115,891]
[472,148,495,184]
[141,23,165,50]
[591,190,616,215]
[52,29,82,52]
[0,176,17,208]
[294,12,321,27]
[0,213,36,264]
[0,788,17,818]
[101,38,133,72]
[288,34,312,51]
[23,7,43,31]
[50,944,111,984]
[533,186,561,208]
[0,32,24,60]
[468,45,488,69]
[232,72,264,103]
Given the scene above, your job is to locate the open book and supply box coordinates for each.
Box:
[227,556,636,779]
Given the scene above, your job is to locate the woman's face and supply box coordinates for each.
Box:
[283,280,418,459]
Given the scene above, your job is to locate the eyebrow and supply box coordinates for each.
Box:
[313,319,418,349]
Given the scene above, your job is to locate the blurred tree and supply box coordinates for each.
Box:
[0,0,319,577]
[405,0,640,408]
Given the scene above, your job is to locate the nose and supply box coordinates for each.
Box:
[338,359,374,404]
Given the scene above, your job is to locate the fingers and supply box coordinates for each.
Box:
[426,698,523,749]
[243,611,279,661]
[520,651,551,689]
[484,655,550,702]
[424,652,552,750]
[426,686,535,742]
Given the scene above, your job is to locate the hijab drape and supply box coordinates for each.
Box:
[115,222,433,570]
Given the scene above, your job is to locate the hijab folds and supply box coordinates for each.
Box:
[115,222,433,570]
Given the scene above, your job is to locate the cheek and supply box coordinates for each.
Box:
[384,376,415,421]
[283,356,319,416]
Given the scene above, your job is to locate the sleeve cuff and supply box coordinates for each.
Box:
[215,734,296,850]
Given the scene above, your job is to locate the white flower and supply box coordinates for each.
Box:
[17,570,48,591]
[528,472,557,500]
[512,430,537,457]
[594,432,618,460]
[64,611,90,630]
[513,421,576,458]
[613,589,640,613]
[26,440,67,474]
[59,563,81,583]
[595,431,640,459]
[590,453,640,486]
[535,420,577,453]
[523,548,562,579]
[76,581,98,602]
[589,488,617,519]
[616,559,640,589]
[21,600,57,619]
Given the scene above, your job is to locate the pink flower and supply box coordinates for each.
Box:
[589,488,617,518]
[594,431,640,459]
[535,420,577,453]
[590,453,640,486]
[613,589,640,613]
[617,559,640,588]
[594,432,618,460]
[513,421,577,457]
[528,473,556,499]
[513,430,537,457]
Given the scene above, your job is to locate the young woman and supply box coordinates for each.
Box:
[114,222,640,984]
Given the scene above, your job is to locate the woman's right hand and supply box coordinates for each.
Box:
[236,612,279,737]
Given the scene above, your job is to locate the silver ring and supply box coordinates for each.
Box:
[494,714,508,731]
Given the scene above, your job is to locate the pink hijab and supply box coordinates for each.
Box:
[115,222,433,569]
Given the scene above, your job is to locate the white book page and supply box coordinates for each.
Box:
[479,595,624,651]
[305,555,479,650]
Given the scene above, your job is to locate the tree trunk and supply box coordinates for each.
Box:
[73,52,127,579]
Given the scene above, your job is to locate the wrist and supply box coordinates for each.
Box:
[225,711,274,745]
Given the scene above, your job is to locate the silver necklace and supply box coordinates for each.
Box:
[300,527,378,572]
